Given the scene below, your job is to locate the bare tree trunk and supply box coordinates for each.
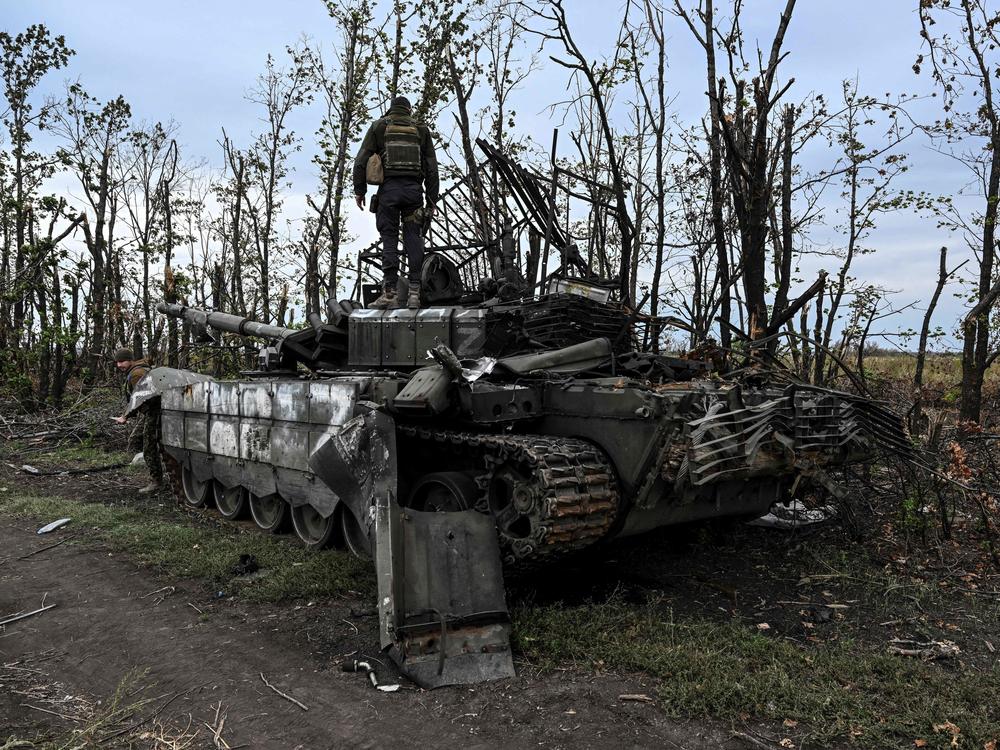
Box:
[712,0,797,339]
[704,2,731,349]
[772,106,795,328]
[447,49,492,245]
[812,279,825,385]
[856,301,877,383]
[542,0,636,302]
[222,135,248,317]
[640,1,667,351]
[328,15,365,300]
[211,263,226,376]
[52,260,65,408]
[80,215,107,385]
[630,112,645,306]
[0,203,10,349]
[912,247,950,432]
[165,265,178,367]
[51,90,131,386]
[66,278,80,386]
[276,284,289,327]
[391,2,405,99]
[961,146,999,422]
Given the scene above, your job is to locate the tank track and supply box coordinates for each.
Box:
[160,428,618,565]
[398,426,620,565]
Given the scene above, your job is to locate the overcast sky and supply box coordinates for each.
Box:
[4,0,981,348]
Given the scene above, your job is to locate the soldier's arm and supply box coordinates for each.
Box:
[113,394,130,423]
[422,127,440,206]
[114,367,149,422]
[352,123,380,198]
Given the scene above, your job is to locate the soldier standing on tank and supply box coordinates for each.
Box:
[353,95,439,310]
[110,347,163,494]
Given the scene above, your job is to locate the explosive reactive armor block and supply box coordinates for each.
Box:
[347,307,486,367]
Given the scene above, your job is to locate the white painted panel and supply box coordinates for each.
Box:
[180,381,209,413]
[241,383,273,418]
[271,424,310,471]
[162,388,184,411]
[211,381,241,416]
[209,416,240,458]
[185,415,209,452]
[273,381,309,422]
[239,422,271,462]
[162,411,184,447]
[308,381,357,426]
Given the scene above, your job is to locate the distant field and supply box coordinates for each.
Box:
[863,353,1000,390]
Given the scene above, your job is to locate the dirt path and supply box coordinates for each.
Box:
[0,520,735,749]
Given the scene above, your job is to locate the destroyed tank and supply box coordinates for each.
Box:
[135,291,908,688]
[128,141,909,688]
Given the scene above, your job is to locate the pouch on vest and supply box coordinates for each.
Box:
[366,153,384,185]
[383,118,422,175]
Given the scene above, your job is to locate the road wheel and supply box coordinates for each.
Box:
[338,505,371,559]
[181,467,212,508]
[407,471,479,512]
[249,492,288,533]
[291,504,337,549]
[213,482,247,520]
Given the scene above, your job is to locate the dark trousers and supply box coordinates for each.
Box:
[376,177,424,287]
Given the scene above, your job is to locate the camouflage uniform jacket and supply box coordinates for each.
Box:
[124,359,151,398]
[123,359,163,482]
[352,104,440,203]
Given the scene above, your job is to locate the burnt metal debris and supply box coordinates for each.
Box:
[136,140,910,688]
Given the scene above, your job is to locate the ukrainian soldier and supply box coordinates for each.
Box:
[353,95,439,310]
[110,347,163,494]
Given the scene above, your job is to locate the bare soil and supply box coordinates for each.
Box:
[3,444,998,748]
[1,466,740,750]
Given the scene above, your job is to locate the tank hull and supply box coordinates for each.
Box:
[149,367,906,559]
[159,378,357,521]
[145,305,909,689]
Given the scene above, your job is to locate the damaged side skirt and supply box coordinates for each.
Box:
[309,410,515,688]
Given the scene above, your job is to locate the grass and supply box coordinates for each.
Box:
[0,491,374,603]
[31,443,133,469]
[2,437,133,471]
[3,484,997,748]
[2,667,203,749]
[513,598,1000,749]
[864,352,1000,391]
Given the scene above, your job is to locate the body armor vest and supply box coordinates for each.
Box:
[383,116,422,176]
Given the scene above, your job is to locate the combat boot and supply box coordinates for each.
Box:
[138,480,163,495]
[407,281,421,310]
[370,286,398,310]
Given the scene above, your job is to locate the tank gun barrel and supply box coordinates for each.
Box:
[156,302,295,341]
